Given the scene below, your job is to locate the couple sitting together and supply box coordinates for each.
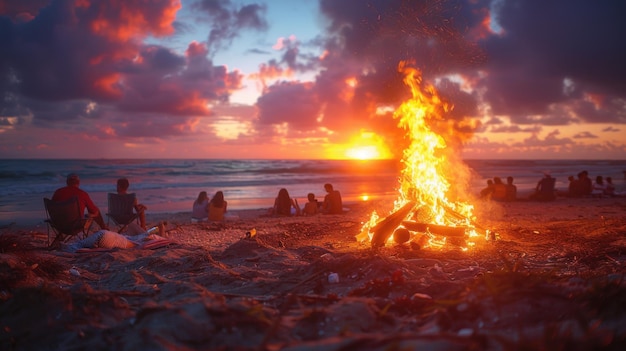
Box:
[270,183,343,216]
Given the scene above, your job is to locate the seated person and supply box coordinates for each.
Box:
[591,176,606,197]
[270,188,300,216]
[303,193,319,216]
[52,173,108,230]
[63,222,168,252]
[505,176,517,201]
[322,183,343,214]
[529,173,556,201]
[604,177,615,197]
[208,191,228,221]
[566,175,582,198]
[491,177,507,201]
[116,177,147,230]
[192,191,209,221]
[480,179,494,199]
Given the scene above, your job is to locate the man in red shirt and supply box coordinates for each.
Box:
[52,173,108,230]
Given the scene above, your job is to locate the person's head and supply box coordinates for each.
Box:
[494,177,502,184]
[606,177,612,183]
[568,175,574,182]
[116,178,130,193]
[66,173,80,187]
[324,183,333,192]
[506,176,514,184]
[596,175,603,184]
[487,179,493,186]
[211,191,225,207]
[196,191,208,204]
[278,188,290,199]
[307,193,316,201]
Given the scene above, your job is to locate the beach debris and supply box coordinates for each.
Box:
[69,267,80,276]
[328,272,339,283]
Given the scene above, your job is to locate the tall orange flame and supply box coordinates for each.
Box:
[357,62,477,248]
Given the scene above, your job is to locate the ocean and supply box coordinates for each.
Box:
[1,159,625,226]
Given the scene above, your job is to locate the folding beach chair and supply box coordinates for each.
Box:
[43,197,94,248]
[106,193,139,232]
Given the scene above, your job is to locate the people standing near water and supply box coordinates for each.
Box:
[192,191,209,221]
[270,188,301,216]
[303,193,319,216]
[322,183,343,214]
[208,191,228,221]
[116,177,148,230]
[52,173,108,230]
[505,176,517,201]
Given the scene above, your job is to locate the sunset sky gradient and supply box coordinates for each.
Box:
[0,0,625,160]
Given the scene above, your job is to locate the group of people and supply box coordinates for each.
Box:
[479,176,518,202]
[267,183,344,217]
[479,170,620,203]
[51,174,148,232]
[566,171,617,198]
[192,190,228,222]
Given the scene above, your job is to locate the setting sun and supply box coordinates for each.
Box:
[346,146,381,160]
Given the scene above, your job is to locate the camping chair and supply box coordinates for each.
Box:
[43,197,94,248]
[106,193,139,232]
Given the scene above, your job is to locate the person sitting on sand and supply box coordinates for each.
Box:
[579,171,592,197]
[604,177,615,197]
[192,191,209,221]
[322,183,343,214]
[591,176,606,198]
[303,193,319,216]
[505,176,517,201]
[52,173,108,230]
[492,177,507,201]
[116,177,148,230]
[270,188,301,216]
[566,175,582,198]
[529,173,556,202]
[480,179,494,199]
[208,190,228,221]
[62,221,168,253]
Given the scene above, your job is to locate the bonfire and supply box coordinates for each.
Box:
[357,62,487,249]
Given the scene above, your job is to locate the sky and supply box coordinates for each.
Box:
[0,0,625,160]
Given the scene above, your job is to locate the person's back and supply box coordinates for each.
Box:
[303,193,319,216]
[480,180,494,198]
[52,173,108,229]
[323,183,343,214]
[580,171,592,196]
[537,175,556,201]
[208,191,227,221]
[492,177,507,201]
[116,177,147,230]
[274,188,298,216]
[505,176,517,201]
[605,177,615,196]
[192,191,209,220]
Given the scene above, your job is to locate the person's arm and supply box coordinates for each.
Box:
[224,201,228,213]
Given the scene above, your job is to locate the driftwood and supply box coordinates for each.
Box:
[442,204,487,236]
[401,221,467,237]
[370,202,417,248]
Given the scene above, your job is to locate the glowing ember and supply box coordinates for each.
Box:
[357,62,482,249]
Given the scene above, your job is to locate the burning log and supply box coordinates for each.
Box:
[409,233,429,250]
[442,204,487,236]
[370,202,417,248]
[401,221,467,237]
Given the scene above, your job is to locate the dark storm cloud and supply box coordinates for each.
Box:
[0,0,244,137]
[482,0,626,124]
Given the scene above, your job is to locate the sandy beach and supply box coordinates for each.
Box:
[1,197,625,350]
